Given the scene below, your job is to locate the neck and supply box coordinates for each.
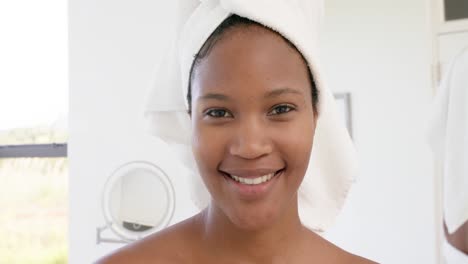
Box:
[199,197,308,262]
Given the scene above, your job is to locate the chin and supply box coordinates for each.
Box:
[225,203,280,231]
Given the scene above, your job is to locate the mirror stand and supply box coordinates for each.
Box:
[96,223,131,244]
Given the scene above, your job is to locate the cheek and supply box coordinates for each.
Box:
[191,121,232,202]
[273,117,314,180]
[191,121,225,177]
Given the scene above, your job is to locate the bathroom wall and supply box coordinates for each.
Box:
[69,1,199,263]
[69,0,436,263]
[320,0,436,263]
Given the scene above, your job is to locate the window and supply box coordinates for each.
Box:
[0,0,68,263]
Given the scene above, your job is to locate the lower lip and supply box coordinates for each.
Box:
[222,170,283,200]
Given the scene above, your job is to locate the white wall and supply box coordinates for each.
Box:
[69,1,198,263]
[69,1,437,263]
[320,0,436,263]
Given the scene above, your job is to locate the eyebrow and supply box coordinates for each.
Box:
[198,93,230,101]
[197,87,303,101]
[264,87,303,98]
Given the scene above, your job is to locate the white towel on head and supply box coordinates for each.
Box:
[145,0,358,232]
[427,47,468,234]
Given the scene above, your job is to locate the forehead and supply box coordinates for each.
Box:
[191,25,311,98]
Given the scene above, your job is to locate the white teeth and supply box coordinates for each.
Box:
[229,172,276,185]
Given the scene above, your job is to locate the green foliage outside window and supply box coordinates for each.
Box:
[0,127,68,264]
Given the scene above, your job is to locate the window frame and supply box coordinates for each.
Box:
[0,143,67,158]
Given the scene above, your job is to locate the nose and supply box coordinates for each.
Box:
[228,118,273,160]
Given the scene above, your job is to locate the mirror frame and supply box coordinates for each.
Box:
[101,160,176,242]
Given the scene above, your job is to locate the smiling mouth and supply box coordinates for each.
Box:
[221,169,284,185]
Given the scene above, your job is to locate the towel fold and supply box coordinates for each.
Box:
[144,0,358,231]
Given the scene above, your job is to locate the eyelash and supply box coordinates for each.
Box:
[204,108,232,118]
[267,104,295,116]
[204,104,296,118]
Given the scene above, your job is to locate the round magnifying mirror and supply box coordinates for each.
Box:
[102,161,175,241]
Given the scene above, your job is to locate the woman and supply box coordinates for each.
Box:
[98,1,376,263]
[428,46,468,263]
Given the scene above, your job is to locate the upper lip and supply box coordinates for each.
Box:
[219,168,283,178]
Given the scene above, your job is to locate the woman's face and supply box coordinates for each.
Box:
[190,25,317,230]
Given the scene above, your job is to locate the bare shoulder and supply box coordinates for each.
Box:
[95,215,201,264]
[305,229,378,264]
[341,251,378,264]
[324,243,378,264]
[328,243,378,264]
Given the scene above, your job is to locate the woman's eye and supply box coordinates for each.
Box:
[205,108,232,118]
[268,104,295,115]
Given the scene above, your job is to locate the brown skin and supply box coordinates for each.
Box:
[444,220,468,254]
[97,25,376,263]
